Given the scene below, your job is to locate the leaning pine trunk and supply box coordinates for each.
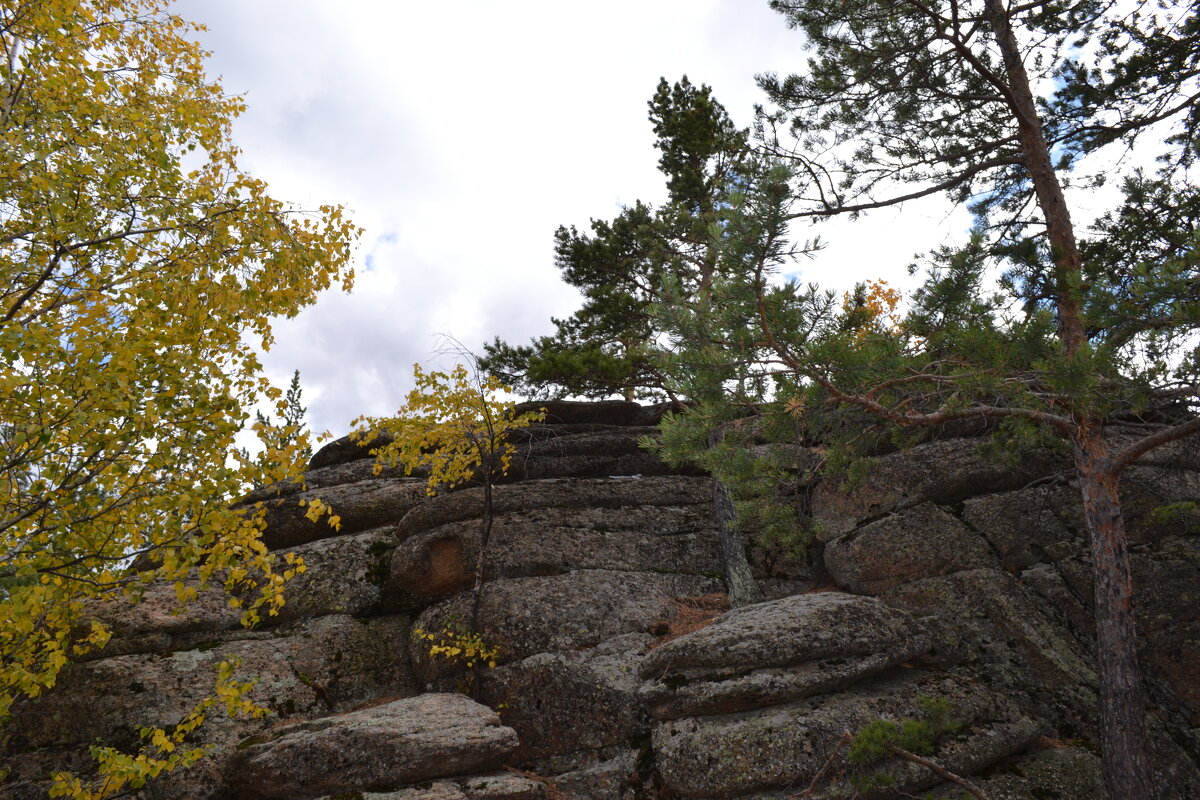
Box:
[1074,421,1157,799]
[708,428,763,608]
[984,1,1159,793]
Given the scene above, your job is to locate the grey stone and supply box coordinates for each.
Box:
[256,478,429,549]
[811,438,1067,538]
[514,399,670,427]
[389,506,720,600]
[639,592,930,719]
[309,431,394,470]
[962,484,1079,571]
[652,671,1040,799]
[271,527,397,622]
[312,773,544,800]
[6,614,415,752]
[230,694,519,800]
[396,477,710,539]
[551,750,639,800]
[410,570,721,684]
[824,503,998,594]
[479,633,652,766]
[79,578,245,657]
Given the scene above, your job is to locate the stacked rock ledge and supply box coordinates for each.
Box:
[2,403,1199,800]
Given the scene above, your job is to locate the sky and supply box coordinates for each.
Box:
[176,1,976,438]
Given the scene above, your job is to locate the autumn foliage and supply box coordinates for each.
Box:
[0,1,356,795]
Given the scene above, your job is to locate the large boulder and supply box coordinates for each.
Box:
[270,526,398,623]
[479,632,652,771]
[79,579,246,658]
[230,694,519,800]
[638,592,930,720]
[7,614,416,751]
[823,503,998,594]
[811,438,1067,538]
[410,570,721,684]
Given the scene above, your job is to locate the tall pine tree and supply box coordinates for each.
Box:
[480,77,749,400]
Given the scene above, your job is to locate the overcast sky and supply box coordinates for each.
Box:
[176,1,975,437]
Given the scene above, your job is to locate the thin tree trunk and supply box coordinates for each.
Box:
[1074,421,1157,799]
[708,428,763,607]
[469,475,493,636]
[984,2,1157,795]
[467,473,494,700]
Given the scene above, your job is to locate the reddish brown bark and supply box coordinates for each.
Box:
[984,3,1156,796]
[1072,421,1157,799]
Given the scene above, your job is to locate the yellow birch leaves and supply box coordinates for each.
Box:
[0,0,357,793]
[352,363,544,496]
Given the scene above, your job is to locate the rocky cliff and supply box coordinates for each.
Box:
[3,400,1199,799]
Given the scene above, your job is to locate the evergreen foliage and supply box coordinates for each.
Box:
[480,77,750,400]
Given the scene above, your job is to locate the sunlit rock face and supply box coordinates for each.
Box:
[3,401,1198,800]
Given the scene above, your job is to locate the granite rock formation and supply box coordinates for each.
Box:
[2,400,1199,799]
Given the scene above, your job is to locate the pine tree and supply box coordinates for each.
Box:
[480,77,750,400]
[675,3,1200,795]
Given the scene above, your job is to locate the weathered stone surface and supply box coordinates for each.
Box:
[638,592,930,719]
[824,503,998,594]
[79,579,244,658]
[1130,539,1200,727]
[396,477,710,539]
[479,633,652,766]
[312,772,545,800]
[309,431,394,470]
[230,694,518,800]
[390,506,720,599]
[509,428,682,481]
[7,614,415,753]
[883,568,1099,739]
[272,527,397,622]
[9,403,1200,800]
[811,438,1067,538]
[652,671,1041,799]
[241,457,414,503]
[962,484,1079,571]
[1113,465,1200,543]
[411,571,722,683]
[551,751,639,800]
[259,478,428,549]
[952,745,1108,800]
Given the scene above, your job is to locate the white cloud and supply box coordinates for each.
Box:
[175,0,967,436]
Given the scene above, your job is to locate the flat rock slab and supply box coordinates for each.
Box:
[397,477,710,538]
[231,694,519,800]
[258,478,429,549]
[390,505,719,599]
[652,671,1040,799]
[824,503,998,594]
[639,592,929,719]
